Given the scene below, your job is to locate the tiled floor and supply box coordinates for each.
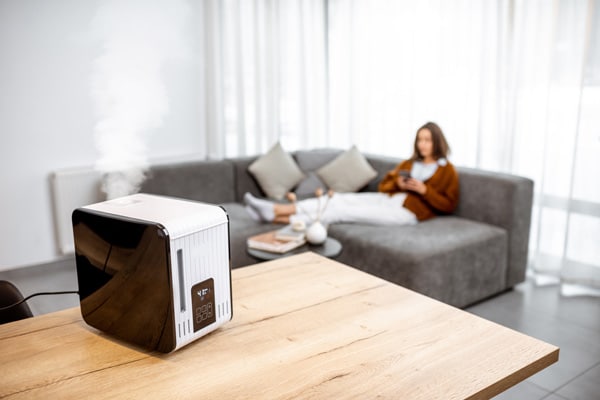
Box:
[1,258,599,399]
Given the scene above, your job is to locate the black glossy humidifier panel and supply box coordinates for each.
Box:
[72,208,176,352]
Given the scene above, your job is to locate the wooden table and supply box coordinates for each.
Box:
[0,252,558,399]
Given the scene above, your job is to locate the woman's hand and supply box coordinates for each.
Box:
[396,176,408,190]
[403,178,427,195]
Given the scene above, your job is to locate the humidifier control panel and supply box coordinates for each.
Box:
[191,278,216,332]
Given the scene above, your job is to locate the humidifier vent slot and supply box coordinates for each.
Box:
[177,249,186,312]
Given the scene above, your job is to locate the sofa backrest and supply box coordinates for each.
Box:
[363,154,403,192]
[139,160,237,203]
[231,156,264,202]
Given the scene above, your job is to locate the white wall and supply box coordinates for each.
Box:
[0,0,206,270]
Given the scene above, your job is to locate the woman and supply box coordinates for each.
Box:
[245,122,459,226]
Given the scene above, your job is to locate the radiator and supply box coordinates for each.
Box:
[50,168,104,254]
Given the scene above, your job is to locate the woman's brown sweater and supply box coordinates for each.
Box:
[378,159,459,221]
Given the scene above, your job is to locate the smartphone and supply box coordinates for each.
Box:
[398,170,411,179]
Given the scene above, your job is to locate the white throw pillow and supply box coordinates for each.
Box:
[247,142,305,200]
[316,146,377,192]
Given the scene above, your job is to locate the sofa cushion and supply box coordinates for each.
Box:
[293,149,342,198]
[329,216,508,308]
[316,146,377,192]
[294,174,326,199]
[247,142,305,200]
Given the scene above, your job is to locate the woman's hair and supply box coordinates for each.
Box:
[411,121,451,161]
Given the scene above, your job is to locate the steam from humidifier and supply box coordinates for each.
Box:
[90,0,190,199]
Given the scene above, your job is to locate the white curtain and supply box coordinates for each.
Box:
[509,0,600,294]
[327,0,511,166]
[202,0,328,158]
[204,0,600,291]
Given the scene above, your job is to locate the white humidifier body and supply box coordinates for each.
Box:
[72,193,232,353]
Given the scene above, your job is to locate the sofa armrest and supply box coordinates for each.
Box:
[139,160,236,204]
[455,167,534,287]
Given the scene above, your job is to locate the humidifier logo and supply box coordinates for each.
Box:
[90,0,191,199]
[198,288,210,299]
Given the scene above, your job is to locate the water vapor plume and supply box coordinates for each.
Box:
[90,0,191,199]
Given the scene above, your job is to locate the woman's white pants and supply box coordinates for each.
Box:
[290,192,418,226]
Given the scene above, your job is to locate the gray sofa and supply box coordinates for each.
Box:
[140,149,533,308]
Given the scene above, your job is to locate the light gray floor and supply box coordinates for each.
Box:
[1,258,599,399]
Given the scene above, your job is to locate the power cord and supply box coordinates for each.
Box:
[0,291,79,311]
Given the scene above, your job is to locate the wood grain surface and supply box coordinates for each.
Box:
[0,252,558,399]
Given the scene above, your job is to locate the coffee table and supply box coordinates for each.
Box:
[0,252,558,399]
[247,236,342,261]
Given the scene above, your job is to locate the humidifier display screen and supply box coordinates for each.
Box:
[191,278,216,332]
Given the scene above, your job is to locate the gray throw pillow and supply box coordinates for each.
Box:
[247,142,305,200]
[316,146,377,192]
[293,149,342,198]
[294,172,327,199]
